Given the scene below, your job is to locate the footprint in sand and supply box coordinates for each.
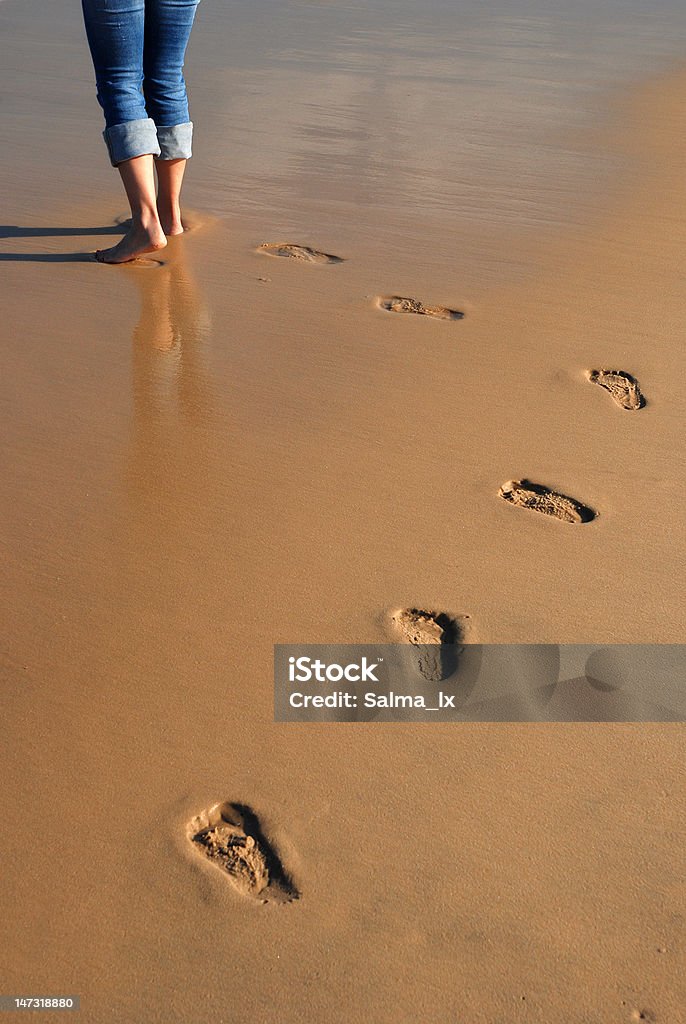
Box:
[188,802,298,904]
[258,242,343,264]
[587,368,645,410]
[392,608,465,681]
[377,296,464,321]
[499,480,596,524]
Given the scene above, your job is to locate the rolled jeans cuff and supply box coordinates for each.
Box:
[156,122,193,160]
[103,118,161,166]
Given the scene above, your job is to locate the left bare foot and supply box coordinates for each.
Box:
[95,220,167,264]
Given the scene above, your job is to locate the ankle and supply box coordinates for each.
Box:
[131,205,163,232]
[158,194,181,214]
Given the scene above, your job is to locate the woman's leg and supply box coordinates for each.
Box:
[81,0,167,262]
[143,0,201,234]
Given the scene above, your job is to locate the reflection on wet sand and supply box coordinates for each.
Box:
[115,239,243,633]
[126,243,214,511]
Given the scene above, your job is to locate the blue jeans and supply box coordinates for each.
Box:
[81,0,201,166]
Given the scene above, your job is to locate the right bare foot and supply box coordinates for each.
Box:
[157,200,185,236]
[95,221,167,264]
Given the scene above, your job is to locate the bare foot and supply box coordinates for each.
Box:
[159,217,185,236]
[95,221,167,264]
[157,201,185,236]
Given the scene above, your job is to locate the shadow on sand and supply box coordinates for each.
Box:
[0,221,126,261]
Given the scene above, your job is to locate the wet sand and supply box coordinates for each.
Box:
[1,0,686,1021]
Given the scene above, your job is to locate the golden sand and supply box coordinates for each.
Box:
[1,50,685,1024]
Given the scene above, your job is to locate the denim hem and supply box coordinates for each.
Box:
[155,122,193,160]
[103,118,161,167]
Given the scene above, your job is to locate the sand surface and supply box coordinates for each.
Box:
[1,0,685,1021]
